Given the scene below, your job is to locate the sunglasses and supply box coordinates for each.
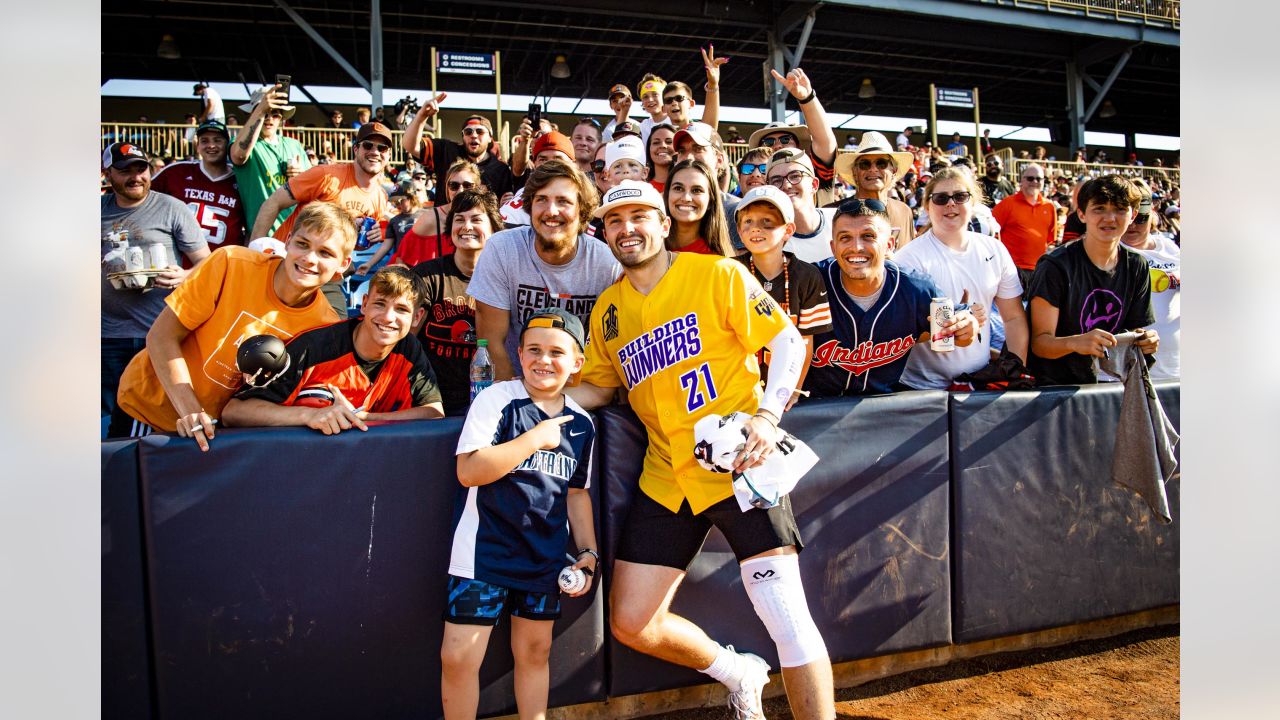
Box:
[929,191,973,206]
[591,160,607,174]
[359,140,390,153]
[767,170,814,188]
[833,197,888,219]
[461,127,488,136]
[448,180,477,192]
[1021,175,1044,183]
[663,94,688,105]
[579,117,601,128]
[739,162,767,175]
[759,134,797,148]
[855,157,894,171]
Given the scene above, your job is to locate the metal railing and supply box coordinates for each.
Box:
[1010,157,1180,186]
[104,124,1178,187]
[999,0,1179,27]
[101,123,412,165]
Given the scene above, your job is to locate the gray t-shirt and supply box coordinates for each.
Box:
[467,225,620,363]
[102,192,207,338]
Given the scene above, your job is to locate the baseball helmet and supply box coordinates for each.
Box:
[237,334,291,388]
[295,385,336,408]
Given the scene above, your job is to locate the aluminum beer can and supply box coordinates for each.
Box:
[355,217,375,251]
[929,297,955,352]
[125,246,146,273]
[146,242,169,269]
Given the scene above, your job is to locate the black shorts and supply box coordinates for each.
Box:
[615,491,802,570]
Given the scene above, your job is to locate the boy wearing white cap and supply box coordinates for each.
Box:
[734,186,830,408]
[605,136,649,186]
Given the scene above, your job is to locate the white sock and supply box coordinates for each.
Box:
[699,644,746,692]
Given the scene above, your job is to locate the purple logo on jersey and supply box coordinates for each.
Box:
[1080,289,1123,332]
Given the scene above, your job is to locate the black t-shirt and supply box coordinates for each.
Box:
[386,209,426,253]
[412,254,476,416]
[979,175,1016,208]
[1062,212,1086,243]
[1027,241,1155,386]
[418,138,515,199]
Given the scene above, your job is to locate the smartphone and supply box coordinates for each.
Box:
[275,74,292,101]
[527,103,542,129]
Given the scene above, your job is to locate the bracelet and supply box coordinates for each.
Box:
[704,83,719,93]
[576,548,600,564]
[798,89,817,105]
[753,409,780,426]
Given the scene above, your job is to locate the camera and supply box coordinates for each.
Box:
[394,96,421,116]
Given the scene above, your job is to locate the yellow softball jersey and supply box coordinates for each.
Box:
[582,253,792,514]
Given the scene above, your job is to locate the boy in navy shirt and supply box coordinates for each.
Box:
[442,308,599,720]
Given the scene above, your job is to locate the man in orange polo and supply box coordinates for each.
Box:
[992,163,1057,295]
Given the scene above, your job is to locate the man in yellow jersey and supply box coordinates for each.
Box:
[568,180,834,720]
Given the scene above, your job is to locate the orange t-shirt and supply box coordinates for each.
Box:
[992,192,1058,270]
[272,164,391,240]
[116,245,340,431]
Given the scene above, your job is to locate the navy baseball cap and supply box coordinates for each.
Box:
[521,308,585,351]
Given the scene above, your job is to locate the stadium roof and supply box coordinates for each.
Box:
[103,0,1179,138]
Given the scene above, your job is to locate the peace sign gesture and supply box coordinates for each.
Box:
[701,44,729,91]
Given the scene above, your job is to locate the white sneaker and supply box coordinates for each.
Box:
[725,646,770,720]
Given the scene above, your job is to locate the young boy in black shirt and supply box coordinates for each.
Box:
[1027,174,1159,385]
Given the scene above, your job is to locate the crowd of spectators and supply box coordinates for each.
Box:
[102,52,1181,442]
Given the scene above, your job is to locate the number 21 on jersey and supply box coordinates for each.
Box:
[680,362,718,413]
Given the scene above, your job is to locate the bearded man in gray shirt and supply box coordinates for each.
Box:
[468,160,620,379]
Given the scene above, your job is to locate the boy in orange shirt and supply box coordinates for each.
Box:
[110,201,356,451]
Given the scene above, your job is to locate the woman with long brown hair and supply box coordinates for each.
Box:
[662,158,732,256]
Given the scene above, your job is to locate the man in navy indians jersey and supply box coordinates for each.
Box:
[151,120,247,258]
[442,308,599,720]
[805,198,979,397]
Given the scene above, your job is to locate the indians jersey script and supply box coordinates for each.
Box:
[582,253,792,514]
[150,160,246,256]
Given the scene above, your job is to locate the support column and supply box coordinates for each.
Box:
[370,0,384,114]
[1065,61,1086,154]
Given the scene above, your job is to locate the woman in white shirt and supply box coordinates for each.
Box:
[894,167,1029,389]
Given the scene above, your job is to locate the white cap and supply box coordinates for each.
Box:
[736,185,795,224]
[593,180,666,219]
[248,237,288,256]
[605,136,646,171]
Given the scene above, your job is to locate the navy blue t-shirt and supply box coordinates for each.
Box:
[450,380,594,593]
[805,258,941,396]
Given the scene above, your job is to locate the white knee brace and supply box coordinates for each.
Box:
[739,554,828,667]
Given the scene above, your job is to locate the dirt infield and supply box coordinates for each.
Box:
[646,625,1179,720]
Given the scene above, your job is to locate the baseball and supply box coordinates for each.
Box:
[558,565,587,594]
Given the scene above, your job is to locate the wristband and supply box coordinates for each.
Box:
[576,548,600,565]
[798,89,817,105]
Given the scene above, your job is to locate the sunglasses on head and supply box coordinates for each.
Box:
[663,94,688,105]
[591,160,606,174]
[579,117,601,128]
[448,180,477,192]
[855,157,894,171]
[359,140,390,153]
[760,134,797,148]
[767,170,814,188]
[833,197,888,219]
[929,191,972,206]
[739,162,767,175]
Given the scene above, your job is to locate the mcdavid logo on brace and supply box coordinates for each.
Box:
[752,570,776,580]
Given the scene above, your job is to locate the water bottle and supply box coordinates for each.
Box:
[469,339,494,402]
